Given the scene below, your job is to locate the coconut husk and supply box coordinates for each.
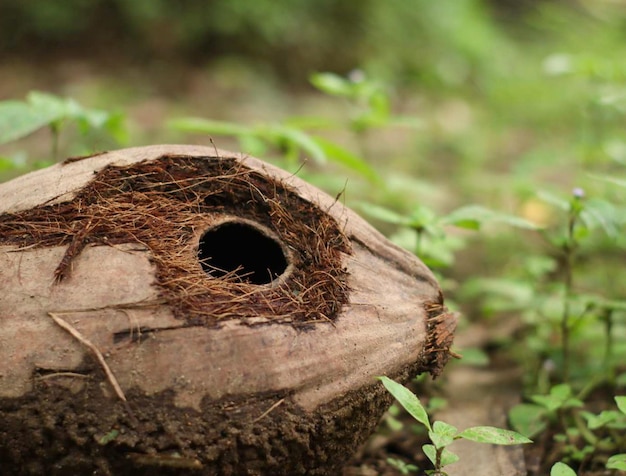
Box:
[0,145,457,475]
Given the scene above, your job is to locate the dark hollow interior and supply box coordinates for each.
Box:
[198,221,288,285]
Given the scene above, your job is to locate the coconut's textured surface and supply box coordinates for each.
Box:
[0,145,457,475]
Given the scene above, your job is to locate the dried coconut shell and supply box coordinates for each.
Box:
[0,145,456,475]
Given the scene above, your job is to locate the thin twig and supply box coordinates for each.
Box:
[48,312,127,402]
[252,398,285,423]
[36,371,91,380]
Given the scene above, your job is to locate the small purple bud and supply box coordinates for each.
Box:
[348,69,365,83]
[542,359,556,374]
[572,187,585,199]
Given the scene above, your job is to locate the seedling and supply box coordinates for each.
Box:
[387,457,419,474]
[0,91,126,163]
[168,71,410,182]
[378,376,531,475]
[509,384,583,439]
[511,389,626,471]
[534,188,625,383]
[359,202,538,264]
[310,71,422,135]
[169,113,379,182]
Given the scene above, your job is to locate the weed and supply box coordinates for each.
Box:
[0,91,126,169]
[379,376,531,474]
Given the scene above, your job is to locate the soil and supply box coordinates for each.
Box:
[0,362,417,476]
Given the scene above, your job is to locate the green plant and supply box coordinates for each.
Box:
[168,114,379,182]
[534,188,624,383]
[510,387,626,471]
[509,383,582,439]
[542,187,624,387]
[387,457,419,475]
[358,202,538,269]
[168,71,419,183]
[379,376,531,475]
[465,183,626,380]
[309,71,421,136]
[0,91,127,164]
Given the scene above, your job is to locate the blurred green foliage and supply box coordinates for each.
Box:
[2,0,622,87]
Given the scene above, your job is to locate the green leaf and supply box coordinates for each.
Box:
[238,133,268,156]
[616,396,626,415]
[550,461,577,476]
[429,420,458,448]
[580,295,626,313]
[353,92,391,130]
[26,91,70,120]
[386,415,404,432]
[442,205,541,230]
[98,429,119,445]
[457,426,532,445]
[0,157,13,171]
[581,410,622,430]
[101,112,129,144]
[455,347,490,366]
[537,190,569,211]
[422,444,459,468]
[271,126,327,164]
[358,203,414,227]
[0,100,58,144]
[550,384,572,400]
[1,90,120,147]
[607,454,626,471]
[422,444,436,468]
[76,108,110,130]
[0,92,125,147]
[378,376,431,431]
[461,278,535,313]
[310,72,354,97]
[531,384,583,412]
[369,89,390,115]
[580,198,624,237]
[386,457,418,474]
[591,174,626,189]
[409,205,439,229]
[0,156,25,171]
[312,136,381,183]
[530,396,559,412]
[426,397,448,414]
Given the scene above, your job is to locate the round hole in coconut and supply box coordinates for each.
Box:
[198,220,289,285]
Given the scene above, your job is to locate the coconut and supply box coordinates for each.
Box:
[0,145,456,475]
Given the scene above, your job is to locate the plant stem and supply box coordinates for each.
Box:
[435,446,443,472]
[561,264,572,383]
[415,228,423,256]
[572,410,598,447]
[561,210,577,383]
[50,122,60,162]
[602,309,614,384]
